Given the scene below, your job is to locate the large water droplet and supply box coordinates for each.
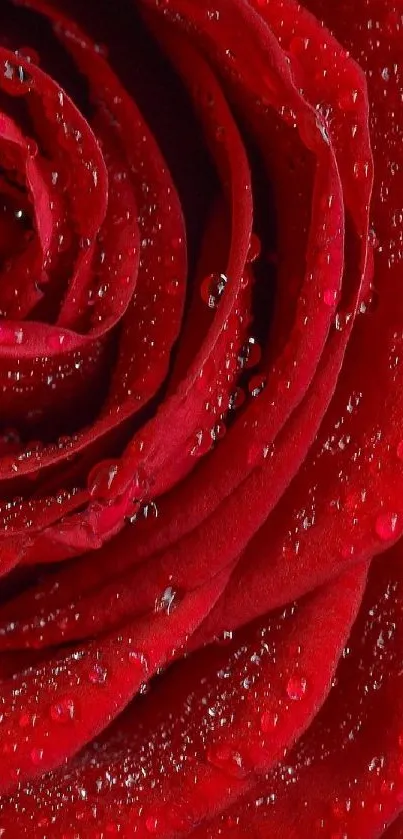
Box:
[286,674,307,700]
[375,512,399,541]
[145,816,159,834]
[200,272,228,309]
[50,697,76,724]
[88,462,119,499]
[3,59,32,95]
[248,374,267,398]
[155,586,180,615]
[247,233,262,264]
[207,744,247,778]
[30,747,44,765]
[88,662,108,685]
[190,429,212,457]
[238,337,262,370]
[229,387,245,411]
[323,288,338,307]
[260,711,279,733]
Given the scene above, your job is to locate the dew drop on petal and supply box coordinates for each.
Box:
[145,816,159,834]
[229,387,245,411]
[211,420,226,442]
[142,501,159,519]
[190,429,213,457]
[30,747,44,765]
[47,332,66,352]
[375,512,399,541]
[260,711,279,733]
[50,697,76,724]
[88,462,119,498]
[323,288,338,306]
[286,674,307,700]
[247,233,262,263]
[207,744,247,778]
[88,662,108,685]
[155,586,180,615]
[200,272,228,308]
[238,337,262,370]
[248,374,267,398]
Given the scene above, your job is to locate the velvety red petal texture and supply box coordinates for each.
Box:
[0,0,399,836]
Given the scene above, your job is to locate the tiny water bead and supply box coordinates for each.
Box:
[229,386,246,410]
[260,710,279,733]
[88,460,139,500]
[88,663,108,685]
[286,674,307,701]
[323,288,338,307]
[248,374,267,398]
[200,271,228,308]
[145,816,159,834]
[49,697,76,724]
[2,58,32,95]
[154,586,180,615]
[247,233,262,263]
[375,512,399,541]
[190,429,213,457]
[142,501,159,519]
[88,462,119,498]
[30,747,44,766]
[211,420,226,442]
[207,744,248,778]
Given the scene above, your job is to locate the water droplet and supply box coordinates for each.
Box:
[167,804,193,831]
[3,59,32,95]
[128,649,148,671]
[334,311,352,331]
[247,234,262,263]
[211,420,226,442]
[145,816,159,834]
[375,512,399,541]
[238,337,262,370]
[16,46,40,66]
[105,823,120,836]
[286,674,307,700]
[229,387,245,411]
[18,712,31,728]
[323,289,338,307]
[47,332,66,352]
[88,462,119,498]
[142,501,159,519]
[30,747,44,765]
[155,586,180,615]
[50,697,76,723]
[88,662,108,685]
[248,374,267,398]
[190,429,212,457]
[166,278,180,296]
[260,711,279,733]
[369,227,379,250]
[200,272,228,308]
[207,745,247,778]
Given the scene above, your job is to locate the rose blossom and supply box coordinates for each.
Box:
[0,0,400,836]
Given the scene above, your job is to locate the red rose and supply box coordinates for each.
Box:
[0,0,401,835]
